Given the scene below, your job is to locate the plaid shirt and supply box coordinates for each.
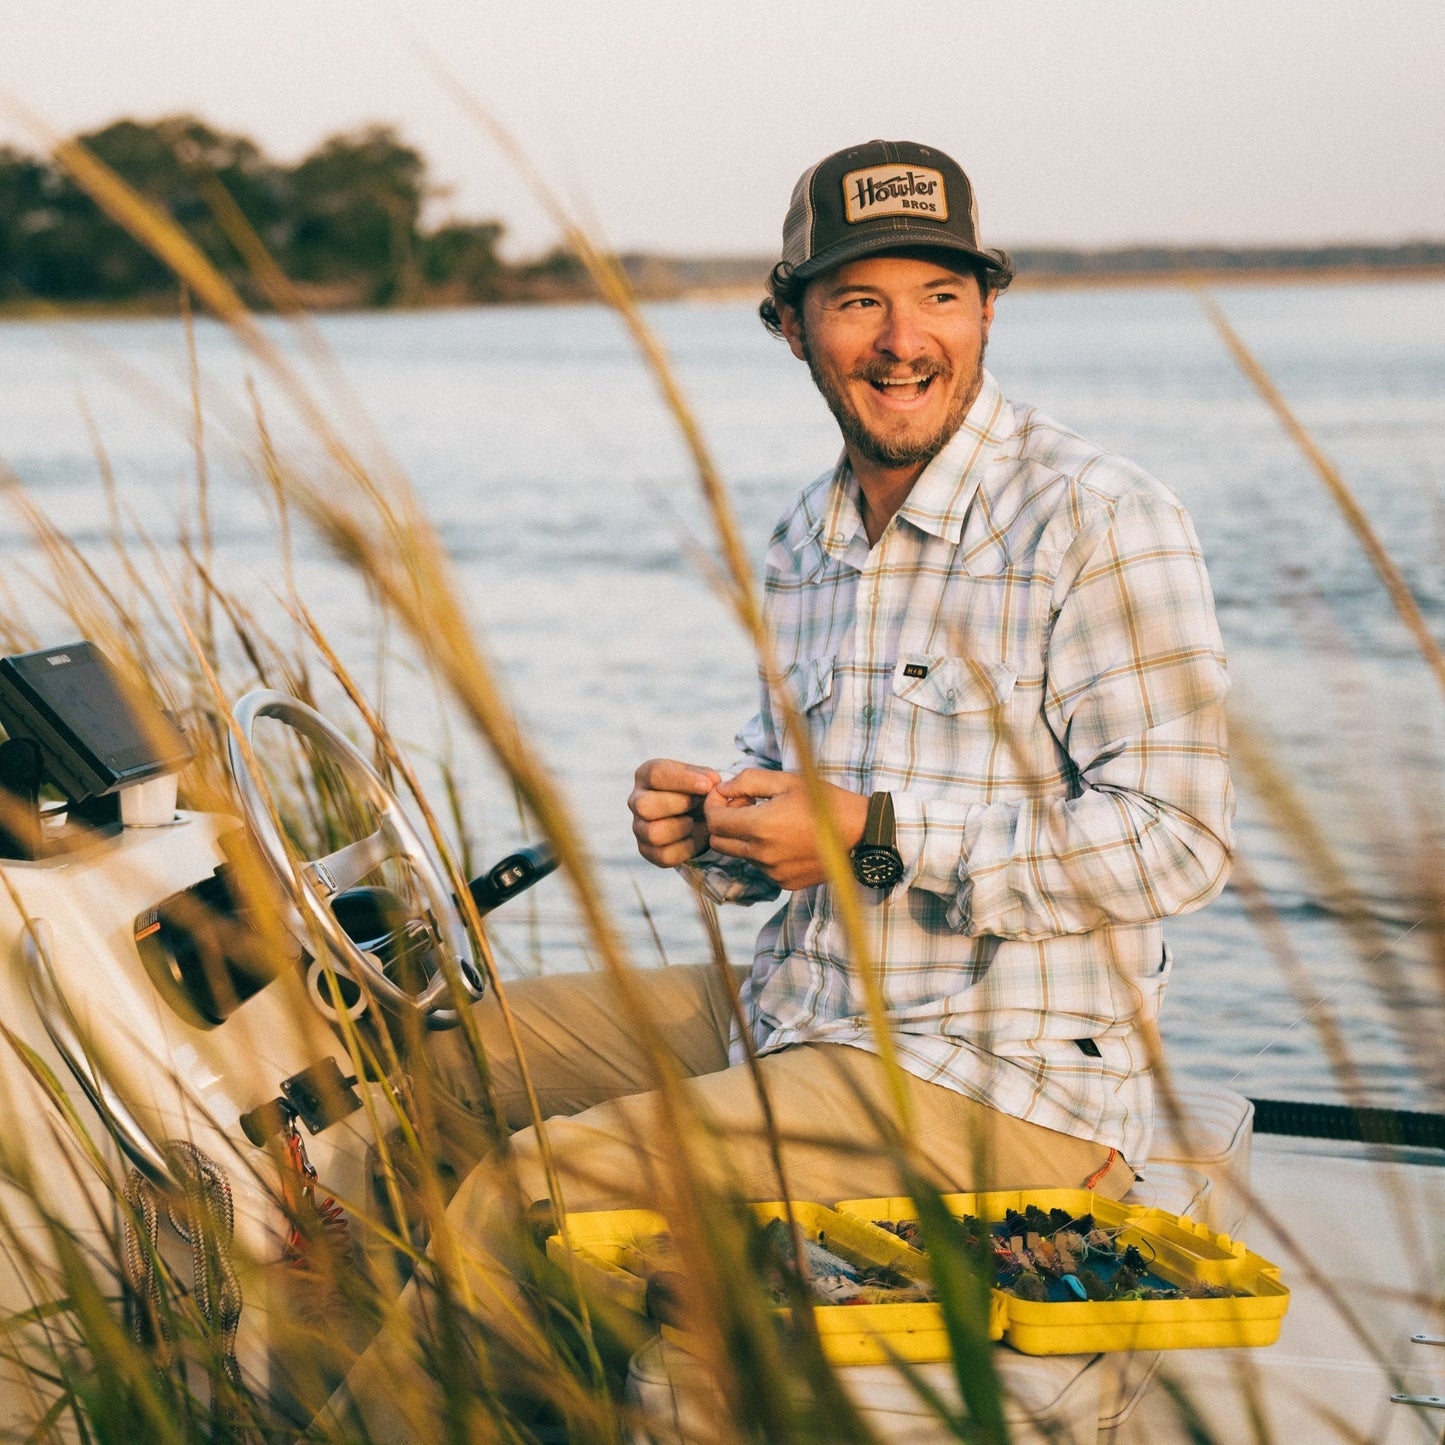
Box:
[694,370,1233,1164]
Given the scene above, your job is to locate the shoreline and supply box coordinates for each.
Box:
[682,263,1445,304]
[3,263,1443,324]
[1010,262,1445,292]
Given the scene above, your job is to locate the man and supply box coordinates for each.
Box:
[629,137,1233,1196]
[330,139,1232,1436]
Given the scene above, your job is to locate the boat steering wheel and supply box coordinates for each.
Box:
[228,689,483,1030]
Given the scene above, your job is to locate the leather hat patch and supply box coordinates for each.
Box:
[842,164,949,223]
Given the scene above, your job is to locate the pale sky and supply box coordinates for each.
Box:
[4,0,1443,261]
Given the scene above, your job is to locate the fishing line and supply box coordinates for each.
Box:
[1226,913,1428,1085]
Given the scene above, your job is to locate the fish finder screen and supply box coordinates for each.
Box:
[0,642,191,800]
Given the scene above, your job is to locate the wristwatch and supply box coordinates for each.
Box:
[850,791,904,891]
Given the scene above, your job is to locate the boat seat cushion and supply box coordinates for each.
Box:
[626,1336,1162,1444]
[1121,1161,1213,1222]
[1144,1082,1254,1236]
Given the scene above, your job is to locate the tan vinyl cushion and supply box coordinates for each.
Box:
[1096,1348,1163,1432]
[841,1349,1104,1444]
[1145,1082,1254,1236]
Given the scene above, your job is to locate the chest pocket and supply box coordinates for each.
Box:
[779,655,836,715]
[891,656,1015,713]
[776,656,837,766]
[888,655,1017,794]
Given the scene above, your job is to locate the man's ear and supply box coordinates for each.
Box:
[779,303,807,362]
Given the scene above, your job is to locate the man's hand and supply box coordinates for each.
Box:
[704,769,870,891]
[629,759,722,868]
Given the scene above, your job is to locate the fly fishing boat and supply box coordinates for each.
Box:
[0,638,1438,1442]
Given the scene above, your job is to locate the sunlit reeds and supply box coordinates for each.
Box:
[0,109,1434,1445]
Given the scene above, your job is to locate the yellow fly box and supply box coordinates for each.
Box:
[545,1200,1003,1365]
[835,1188,1289,1356]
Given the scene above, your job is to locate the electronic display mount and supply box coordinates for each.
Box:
[0,642,191,855]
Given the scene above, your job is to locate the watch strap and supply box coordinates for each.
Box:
[863,790,896,849]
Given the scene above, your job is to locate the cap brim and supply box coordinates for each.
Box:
[793,228,997,281]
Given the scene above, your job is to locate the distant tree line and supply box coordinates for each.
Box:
[2,116,1441,311]
[0,115,591,309]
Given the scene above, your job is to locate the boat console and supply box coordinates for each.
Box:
[0,640,555,1430]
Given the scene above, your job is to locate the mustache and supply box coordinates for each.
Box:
[850,357,953,384]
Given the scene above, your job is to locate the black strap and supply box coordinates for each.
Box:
[863,790,895,847]
[1249,1098,1445,1151]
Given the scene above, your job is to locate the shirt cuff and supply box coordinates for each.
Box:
[892,791,976,925]
[681,849,780,905]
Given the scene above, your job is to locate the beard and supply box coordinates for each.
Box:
[800,330,987,470]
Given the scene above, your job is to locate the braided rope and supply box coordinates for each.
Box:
[164,1141,243,1434]
[121,1169,173,1369]
[121,1143,244,1437]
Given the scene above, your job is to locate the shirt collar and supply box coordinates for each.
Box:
[794,370,1017,572]
[796,456,869,574]
[895,369,1015,545]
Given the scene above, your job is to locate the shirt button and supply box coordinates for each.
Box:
[862,706,878,723]
[946,689,958,705]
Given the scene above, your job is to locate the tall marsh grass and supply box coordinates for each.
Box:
[0,115,1437,1445]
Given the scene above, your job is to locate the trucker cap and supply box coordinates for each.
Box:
[781,139,993,281]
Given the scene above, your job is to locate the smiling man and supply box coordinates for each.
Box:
[630,138,1235,1195]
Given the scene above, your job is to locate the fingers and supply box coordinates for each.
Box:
[632,811,696,846]
[704,773,866,892]
[713,768,792,803]
[630,760,719,818]
[634,815,711,869]
[705,805,812,890]
[630,758,721,868]
[705,789,759,841]
[706,769,799,840]
[634,758,720,798]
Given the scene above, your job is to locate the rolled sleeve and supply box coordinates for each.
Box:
[682,849,781,906]
[896,490,1233,939]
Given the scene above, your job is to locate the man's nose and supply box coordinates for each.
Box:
[873,304,927,359]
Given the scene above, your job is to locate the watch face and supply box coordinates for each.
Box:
[852,845,903,890]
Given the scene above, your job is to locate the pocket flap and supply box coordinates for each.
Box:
[892,656,1015,714]
[780,655,836,713]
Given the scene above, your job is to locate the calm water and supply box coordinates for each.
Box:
[1,279,1443,1112]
